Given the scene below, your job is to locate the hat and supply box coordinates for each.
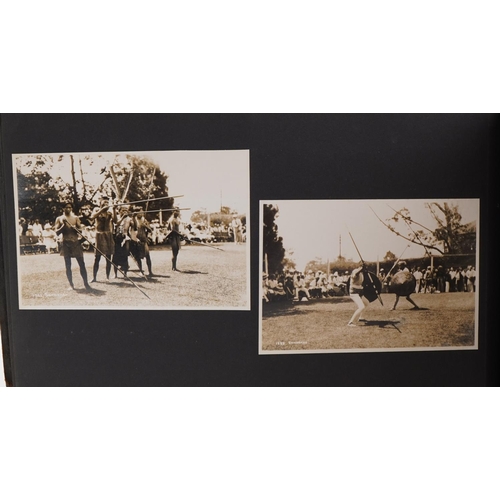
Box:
[333,272,338,276]
[399,261,406,266]
[132,206,142,212]
[380,268,384,272]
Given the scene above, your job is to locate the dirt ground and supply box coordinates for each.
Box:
[261,292,477,353]
[18,242,248,309]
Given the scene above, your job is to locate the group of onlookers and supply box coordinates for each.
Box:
[262,269,351,303]
[19,213,247,255]
[19,217,59,254]
[263,263,477,303]
[379,265,476,294]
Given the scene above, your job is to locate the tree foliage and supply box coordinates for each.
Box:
[15,153,173,222]
[375,203,476,255]
[17,165,67,223]
[263,204,287,275]
[384,250,397,261]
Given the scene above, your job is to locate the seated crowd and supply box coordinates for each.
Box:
[262,269,350,303]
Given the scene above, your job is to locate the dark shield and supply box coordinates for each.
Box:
[389,271,416,297]
[346,271,382,303]
[363,271,382,303]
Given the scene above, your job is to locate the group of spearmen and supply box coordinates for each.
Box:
[53,196,183,292]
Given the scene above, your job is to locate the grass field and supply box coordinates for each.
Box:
[18,243,248,309]
[261,292,477,352]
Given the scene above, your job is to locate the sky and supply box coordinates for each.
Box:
[262,199,479,271]
[14,150,250,221]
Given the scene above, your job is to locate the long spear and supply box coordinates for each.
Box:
[385,244,411,277]
[112,195,184,208]
[122,208,190,215]
[347,227,384,306]
[62,218,152,301]
[168,230,225,251]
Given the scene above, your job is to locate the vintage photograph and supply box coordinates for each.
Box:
[260,199,479,354]
[14,150,250,309]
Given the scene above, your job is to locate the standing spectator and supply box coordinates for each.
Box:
[413,267,423,293]
[231,215,243,245]
[31,219,43,240]
[466,266,476,292]
[42,223,58,254]
[436,265,446,293]
[449,267,457,292]
[456,267,465,292]
[445,268,451,293]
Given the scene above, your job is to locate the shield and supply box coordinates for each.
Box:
[363,271,382,303]
[346,271,382,303]
[389,271,416,297]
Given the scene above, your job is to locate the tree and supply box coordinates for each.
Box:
[17,165,67,223]
[191,210,208,225]
[384,250,396,261]
[373,203,476,255]
[304,258,328,275]
[15,153,174,222]
[263,204,286,275]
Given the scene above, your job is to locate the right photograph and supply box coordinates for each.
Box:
[259,199,479,354]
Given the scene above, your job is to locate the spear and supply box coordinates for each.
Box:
[168,230,225,251]
[385,244,411,277]
[121,208,190,215]
[112,195,184,208]
[347,227,384,306]
[61,217,152,301]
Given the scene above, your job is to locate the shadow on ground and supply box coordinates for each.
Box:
[75,288,106,296]
[263,297,351,318]
[358,319,403,332]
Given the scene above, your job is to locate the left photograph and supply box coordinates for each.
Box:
[14,150,250,310]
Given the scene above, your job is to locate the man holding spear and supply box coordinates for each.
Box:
[53,202,92,291]
[89,196,116,283]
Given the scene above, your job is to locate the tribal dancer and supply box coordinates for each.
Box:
[112,205,131,278]
[53,202,91,291]
[347,265,369,326]
[89,196,116,282]
[166,209,183,271]
[129,206,153,277]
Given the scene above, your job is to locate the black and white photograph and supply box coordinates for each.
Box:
[260,199,479,354]
[14,150,250,310]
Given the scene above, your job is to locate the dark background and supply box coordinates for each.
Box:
[0,114,497,386]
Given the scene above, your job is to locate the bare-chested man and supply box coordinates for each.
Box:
[53,202,91,291]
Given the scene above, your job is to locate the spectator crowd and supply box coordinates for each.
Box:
[18,212,246,255]
[263,264,477,303]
